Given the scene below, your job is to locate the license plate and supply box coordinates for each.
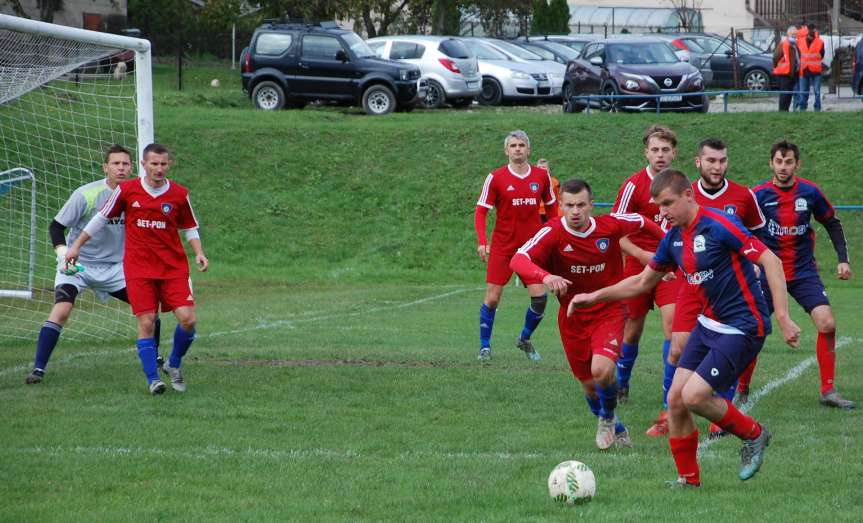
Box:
[467,81,479,88]
[660,95,683,102]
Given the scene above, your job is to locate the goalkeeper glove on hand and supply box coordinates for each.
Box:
[55,245,84,275]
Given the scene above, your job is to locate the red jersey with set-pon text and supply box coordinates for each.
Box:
[99,178,199,280]
[477,164,555,254]
[693,178,766,230]
[514,214,648,312]
[612,167,665,253]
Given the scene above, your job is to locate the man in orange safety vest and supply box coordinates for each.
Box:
[796,23,825,112]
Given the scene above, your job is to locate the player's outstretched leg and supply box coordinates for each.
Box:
[162,319,195,393]
[478,303,495,361]
[816,331,855,409]
[137,337,165,395]
[26,321,64,384]
[516,294,546,361]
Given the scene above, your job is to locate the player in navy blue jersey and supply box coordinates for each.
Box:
[753,140,854,409]
[570,169,801,487]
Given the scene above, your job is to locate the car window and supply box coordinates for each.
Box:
[490,40,543,60]
[680,38,706,53]
[521,43,557,61]
[390,41,425,60]
[341,32,376,58]
[367,40,386,57]
[439,39,471,59]
[542,41,581,60]
[464,40,508,60]
[582,43,604,61]
[607,42,678,64]
[255,33,294,55]
[302,35,344,60]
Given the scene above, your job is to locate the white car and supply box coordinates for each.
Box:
[367,35,481,108]
[477,38,566,97]
[461,38,560,105]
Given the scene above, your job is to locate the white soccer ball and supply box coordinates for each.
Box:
[210,78,221,88]
[547,460,596,505]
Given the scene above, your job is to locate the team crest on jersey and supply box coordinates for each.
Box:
[795,198,808,212]
[693,235,706,253]
[529,182,539,192]
[595,238,610,252]
[724,204,737,215]
[161,203,173,215]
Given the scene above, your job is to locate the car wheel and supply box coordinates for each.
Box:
[362,84,396,115]
[699,94,710,113]
[600,83,619,112]
[422,80,445,109]
[478,78,503,105]
[450,97,473,108]
[743,69,769,91]
[562,82,584,113]
[252,81,285,110]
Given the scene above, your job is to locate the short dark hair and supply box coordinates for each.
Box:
[642,124,677,147]
[143,143,171,159]
[698,138,726,155]
[560,179,592,199]
[770,140,800,162]
[807,22,816,31]
[650,169,691,198]
[104,144,131,162]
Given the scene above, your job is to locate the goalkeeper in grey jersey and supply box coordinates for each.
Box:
[26,145,160,384]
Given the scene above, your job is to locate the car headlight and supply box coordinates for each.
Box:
[399,69,411,81]
[624,79,639,90]
[511,70,531,80]
[547,72,562,80]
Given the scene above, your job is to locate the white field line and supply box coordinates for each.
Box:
[698,336,854,454]
[0,287,482,376]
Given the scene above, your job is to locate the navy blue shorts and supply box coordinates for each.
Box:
[678,323,765,392]
[762,275,830,314]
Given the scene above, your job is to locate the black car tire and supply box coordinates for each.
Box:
[743,68,770,91]
[450,97,474,108]
[600,83,619,112]
[362,84,396,116]
[252,81,286,111]
[562,82,584,113]
[479,78,503,105]
[423,80,446,109]
[699,95,710,113]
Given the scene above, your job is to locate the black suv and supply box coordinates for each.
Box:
[241,20,426,115]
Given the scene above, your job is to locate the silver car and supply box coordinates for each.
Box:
[367,35,481,108]
[477,38,566,97]
[461,38,558,105]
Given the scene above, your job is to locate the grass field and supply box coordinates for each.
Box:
[1,62,862,521]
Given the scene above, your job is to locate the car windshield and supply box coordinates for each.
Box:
[342,32,376,58]
[607,42,679,64]
[463,40,509,60]
[520,43,556,60]
[489,40,544,60]
[736,40,764,55]
[556,40,590,54]
[542,41,581,59]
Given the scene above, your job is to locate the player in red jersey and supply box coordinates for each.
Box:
[67,144,208,395]
[611,124,679,436]
[510,179,663,449]
[475,130,558,362]
[671,138,767,437]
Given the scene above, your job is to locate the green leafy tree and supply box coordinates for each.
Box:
[529,0,548,35]
[548,0,569,34]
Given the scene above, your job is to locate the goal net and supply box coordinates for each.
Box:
[0,14,153,344]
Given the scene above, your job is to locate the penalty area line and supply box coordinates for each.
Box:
[698,336,854,454]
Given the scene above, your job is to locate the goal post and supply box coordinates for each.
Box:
[0,14,154,343]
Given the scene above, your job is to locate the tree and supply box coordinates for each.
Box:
[529,0,548,35]
[666,0,702,32]
[548,0,569,34]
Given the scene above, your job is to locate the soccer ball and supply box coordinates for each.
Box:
[547,460,596,505]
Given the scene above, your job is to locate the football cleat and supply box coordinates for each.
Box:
[617,386,630,404]
[149,380,167,395]
[516,338,541,361]
[161,364,187,392]
[819,390,855,410]
[477,347,492,362]
[733,387,750,409]
[708,423,728,440]
[665,476,700,489]
[645,410,669,437]
[156,355,165,371]
[739,424,771,481]
[25,369,44,385]
[596,417,616,450]
[614,424,634,449]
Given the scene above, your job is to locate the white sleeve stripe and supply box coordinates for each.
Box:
[748,189,767,228]
[610,212,644,223]
[616,182,636,213]
[545,171,556,204]
[516,226,552,255]
[477,202,493,209]
[185,195,200,229]
[477,173,494,207]
[98,186,122,218]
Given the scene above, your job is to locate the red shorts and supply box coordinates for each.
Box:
[486,248,542,286]
[621,258,679,319]
[671,283,705,333]
[126,277,195,315]
[558,303,625,382]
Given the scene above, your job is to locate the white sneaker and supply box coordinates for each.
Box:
[149,380,167,395]
[162,364,187,392]
[596,417,616,450]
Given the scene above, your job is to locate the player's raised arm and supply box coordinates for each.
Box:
[567,265,664,316]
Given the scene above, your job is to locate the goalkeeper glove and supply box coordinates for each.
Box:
[55,245,84,275]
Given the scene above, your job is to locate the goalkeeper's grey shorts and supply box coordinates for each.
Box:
[54,261,125,303]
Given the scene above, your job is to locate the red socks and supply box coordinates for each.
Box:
[717,399,762,440]
[669,430,701,485]
[816,331,836,395]
[738,357,757,391]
